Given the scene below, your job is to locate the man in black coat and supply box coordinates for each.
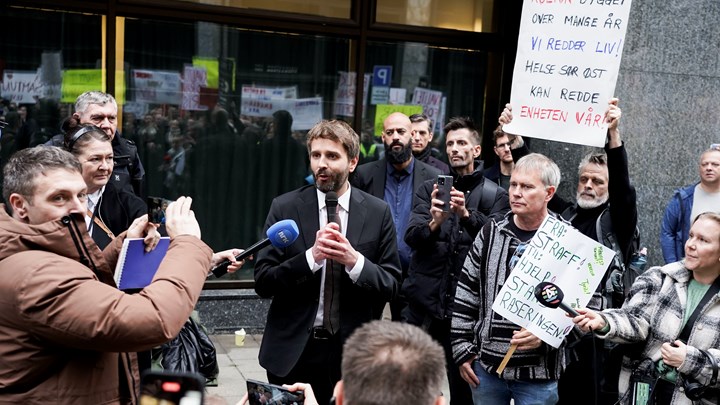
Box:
[47,91,145,197]
[351,112,441,319]
[403,117,509,405]
[255,120,401,405]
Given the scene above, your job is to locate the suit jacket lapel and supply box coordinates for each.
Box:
[369,161,386,198]
[412,159,426,191]
[346,188,367,247]
[296,187,320,249]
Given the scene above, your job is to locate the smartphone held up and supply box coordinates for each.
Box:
[436,175,453,212]
[246,379,305,405]
[148,196,174,225]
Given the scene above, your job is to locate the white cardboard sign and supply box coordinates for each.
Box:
[491,215,615,348]
[503,0,633,147]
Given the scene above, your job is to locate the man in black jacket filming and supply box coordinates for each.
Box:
[403,116,509,405]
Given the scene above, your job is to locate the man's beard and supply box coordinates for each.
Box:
[314,169,348,193]
[576,191,609,209]
[385,141,412,165]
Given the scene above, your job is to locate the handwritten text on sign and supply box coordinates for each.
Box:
[491,215,614,348]
[503,0,633,147]
[1,71,45,104]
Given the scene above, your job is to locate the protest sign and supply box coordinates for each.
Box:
[374,104,423,136]
[192,57,219,89]
[290,97,323,130]
[1,71,44,104]
[61,69,103,103]
[333,72,371,117]
[503,0,633,147]
[132,69,182,105]
[240,97,323,131]
[491,215,615,348]
[181,66,207,111]
[241,85,297,101]
[412,87,443,130]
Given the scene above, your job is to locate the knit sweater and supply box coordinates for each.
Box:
[451,213,566,381]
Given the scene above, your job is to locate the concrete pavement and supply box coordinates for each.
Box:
[207,333,266,405]
[206,330,452,405]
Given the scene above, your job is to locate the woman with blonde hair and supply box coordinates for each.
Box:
[574,212,720,405]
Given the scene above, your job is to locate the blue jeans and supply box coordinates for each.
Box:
[471,361,558,405]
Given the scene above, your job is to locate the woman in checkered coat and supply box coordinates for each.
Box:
[574,212,720,405]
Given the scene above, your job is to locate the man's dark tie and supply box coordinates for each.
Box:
[323,205,342,334]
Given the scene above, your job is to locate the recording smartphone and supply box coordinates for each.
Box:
[246,379,305,405]
[436,175,454,212]
[148,196,174,224]
[140,370,205,405]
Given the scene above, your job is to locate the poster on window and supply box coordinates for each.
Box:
[411,88,443,130]
[502,0,633,147]
[240,97,323,131]
[181,66,207,111]
[241,85,297,100]
[333,72,371,117]
[1,71,44,104]
[133,70,182,105]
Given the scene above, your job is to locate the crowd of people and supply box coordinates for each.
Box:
[2,91,720,405]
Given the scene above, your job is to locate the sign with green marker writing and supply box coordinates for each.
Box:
[491,214,614,348]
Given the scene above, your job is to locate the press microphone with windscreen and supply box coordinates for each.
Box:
[534,281,581,317]
[209,219,300,278]
[325,191,338,225]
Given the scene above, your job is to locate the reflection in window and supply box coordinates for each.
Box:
[376,0,496,32]
[364,41,488,161]
[121,18,351,279]
[0,7,102,180]
[173,0,351,19]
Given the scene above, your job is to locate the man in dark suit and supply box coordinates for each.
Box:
[351,111,441,319]
[255,119,402,405]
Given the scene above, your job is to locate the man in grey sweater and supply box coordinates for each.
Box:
[451,153,565,405]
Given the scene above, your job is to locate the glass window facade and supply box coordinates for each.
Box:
[120,19,351,282]
[1,1,514,285]
[0,7,103,151]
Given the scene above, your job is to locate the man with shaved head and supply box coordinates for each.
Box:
[352,111,441,319]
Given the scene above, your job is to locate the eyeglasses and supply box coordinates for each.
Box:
[384,128,408,136]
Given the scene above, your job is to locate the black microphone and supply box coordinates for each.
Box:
[210,219,300,278]
[326,191,338,225]
[534,281,580,317]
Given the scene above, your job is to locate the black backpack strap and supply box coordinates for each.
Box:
[561,205,576,222]
[478,178,499,214]
[678,277,720,343]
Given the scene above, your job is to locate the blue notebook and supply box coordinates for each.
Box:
[113,237,171,290]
